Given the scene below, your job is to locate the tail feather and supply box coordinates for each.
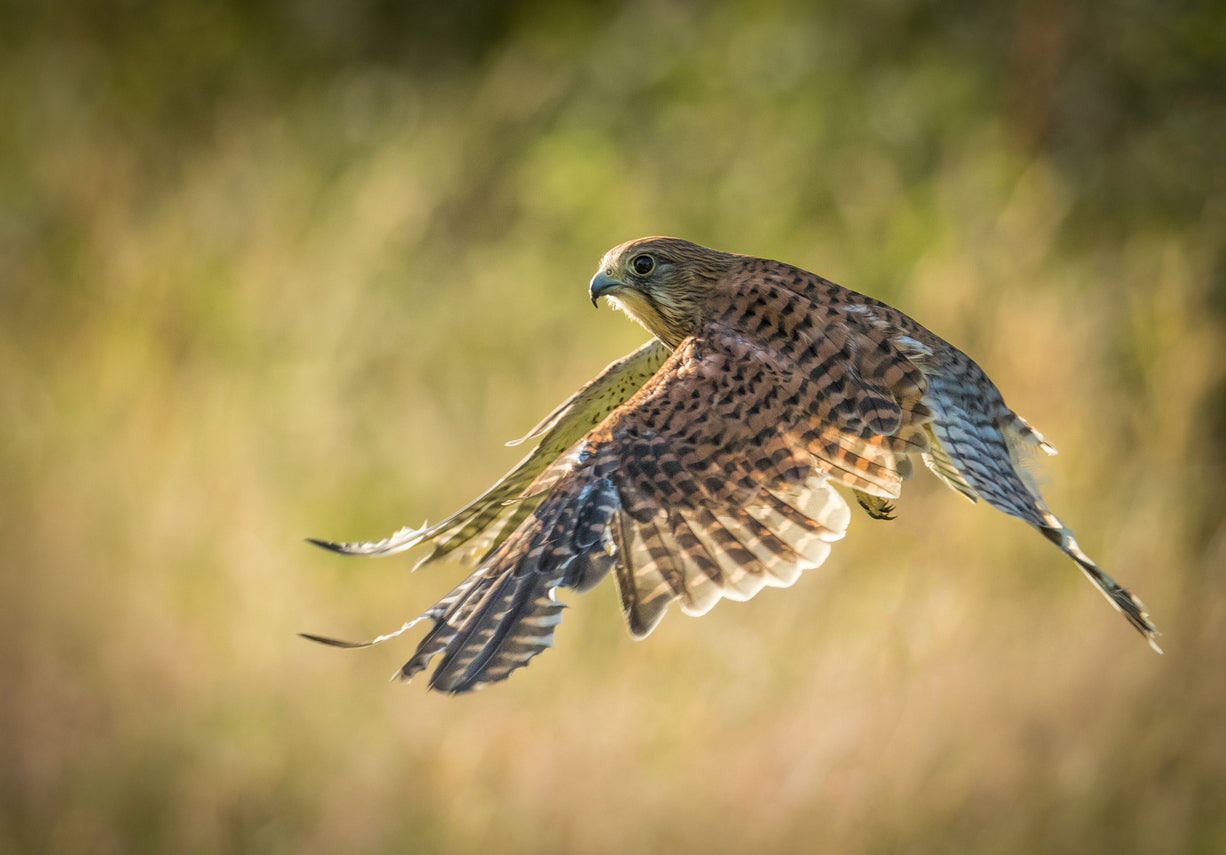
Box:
[915,357,1160,651]
[920,424,980,503]
[1039,520,1162,652]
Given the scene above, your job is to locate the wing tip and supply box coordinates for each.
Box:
[305,524,430,557]
[299,631,373,649]
[305,537,351,554]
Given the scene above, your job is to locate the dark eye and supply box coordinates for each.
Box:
[630,254,655,276]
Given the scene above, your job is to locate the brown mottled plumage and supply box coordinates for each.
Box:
[306,237,1160,692]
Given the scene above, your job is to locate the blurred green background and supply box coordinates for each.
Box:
[2,1,1224,852]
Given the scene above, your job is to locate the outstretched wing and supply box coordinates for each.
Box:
[307,338,670,568]
[339,328,855,692]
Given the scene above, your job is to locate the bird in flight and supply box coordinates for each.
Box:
[305,237,1160,692]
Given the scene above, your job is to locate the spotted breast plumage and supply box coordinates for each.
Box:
[305,237,1160,693]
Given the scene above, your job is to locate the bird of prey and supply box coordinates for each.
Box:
[305,237,1160,692]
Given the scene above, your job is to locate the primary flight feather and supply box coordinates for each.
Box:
[306,237,1160,692]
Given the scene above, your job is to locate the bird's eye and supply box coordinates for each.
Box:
[630,254,655,276]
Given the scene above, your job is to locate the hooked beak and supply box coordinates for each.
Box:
[589,270,624,307]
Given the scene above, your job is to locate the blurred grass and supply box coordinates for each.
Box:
[2,1,1225,853]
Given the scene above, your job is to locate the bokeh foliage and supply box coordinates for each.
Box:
[2,1,1224,853]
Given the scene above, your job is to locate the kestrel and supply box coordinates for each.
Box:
[306,237,1160,692]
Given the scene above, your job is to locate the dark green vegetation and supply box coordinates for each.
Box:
[2,1,1224,852]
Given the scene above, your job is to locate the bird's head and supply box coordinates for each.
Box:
[589,237,734,348]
